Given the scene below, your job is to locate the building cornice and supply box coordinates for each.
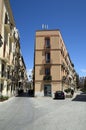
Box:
[4,0,15,26]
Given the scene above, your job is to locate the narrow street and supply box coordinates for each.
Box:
[0,92,86,130]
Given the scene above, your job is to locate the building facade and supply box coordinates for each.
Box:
[0,0,28,97]
[79,77,86,88]
[34,30,76,97]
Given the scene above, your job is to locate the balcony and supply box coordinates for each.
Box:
[5,53,10,63]
[9,29,15,42]
[43,75,52,81]
[44,45,50,52]
[14,27,20,41]
[0,52,10,63]
[4,21,11,33]
[1,71,6,78]
[61,62,66,69]
[42,59,52,65]
[0,77,7,81]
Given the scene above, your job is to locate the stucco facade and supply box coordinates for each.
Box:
[0,0,28,97]
[34,30,76,97]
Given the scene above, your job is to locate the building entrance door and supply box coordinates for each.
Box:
[44,84,51,96]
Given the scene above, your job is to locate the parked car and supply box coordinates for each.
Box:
[18,89,24,95]
[27,89,34,97]
[54,91,65,99]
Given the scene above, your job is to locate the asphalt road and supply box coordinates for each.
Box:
[0,92,86,130]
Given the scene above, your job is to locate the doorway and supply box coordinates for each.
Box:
[44,84,51,96]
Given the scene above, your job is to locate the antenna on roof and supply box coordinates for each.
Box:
[47,24,48,29]
[42,24,48,30]
[42,24,44,29]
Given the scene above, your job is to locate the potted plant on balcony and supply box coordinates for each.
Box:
[43,75,52,81]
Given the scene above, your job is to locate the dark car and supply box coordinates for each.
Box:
[54,91,65,99]
[27,89,34,97]
[18,89,24,95]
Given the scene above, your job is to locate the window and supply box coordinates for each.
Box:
[46,53,50,63]
[7,85,10,91]
[5,13,8,24]
[21,72,24,78]
[7,70,10,79]
[0,83,3,92]
[45,68,50,75]
[45,38,50,48]
[1,63,5,77]
[0,34,3,47]
[4,29,8,47]
[9,40,12,54]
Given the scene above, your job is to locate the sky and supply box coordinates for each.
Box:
[10,0,86,77]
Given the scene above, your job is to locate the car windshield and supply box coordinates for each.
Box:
[57,91,63,93]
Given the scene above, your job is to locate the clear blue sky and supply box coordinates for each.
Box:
[10,0,86,77]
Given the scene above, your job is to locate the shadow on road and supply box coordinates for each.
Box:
[72,92,86,102]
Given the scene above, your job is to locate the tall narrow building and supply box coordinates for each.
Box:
[0,0,28,97]
[34,30,76,97]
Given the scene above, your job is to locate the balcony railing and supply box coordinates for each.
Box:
[0,52,10,63]
[4,21,11,33]
[42,59,52,65]
[1,71,6,77]
[44,45,50,49]
[9,29,15,42]
[43,75,52,81]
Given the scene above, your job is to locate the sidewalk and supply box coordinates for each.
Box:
[0,96,15,104]
[72,90,82,99]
